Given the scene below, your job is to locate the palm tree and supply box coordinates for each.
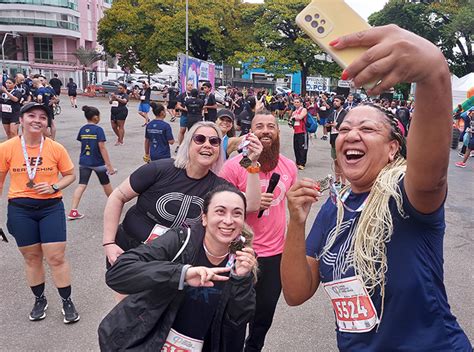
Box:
[73,47,115,87]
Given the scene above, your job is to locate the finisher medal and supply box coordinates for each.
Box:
[26,180,35,188]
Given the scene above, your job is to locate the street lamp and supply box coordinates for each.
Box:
[185,0,189,84]
[2,31,19,71]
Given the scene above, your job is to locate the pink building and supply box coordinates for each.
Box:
[0,0,113,89]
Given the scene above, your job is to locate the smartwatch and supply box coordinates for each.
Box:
[51,184,60,193]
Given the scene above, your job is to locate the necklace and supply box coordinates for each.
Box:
[203,242,229,259]
[339,188,368,213]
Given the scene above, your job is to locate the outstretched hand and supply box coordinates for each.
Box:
[287,178,322,225]
[185,266,230,287]
[331,24,447,96]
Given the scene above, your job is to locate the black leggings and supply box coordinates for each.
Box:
[245,254,282,352]
[293,132,308,166]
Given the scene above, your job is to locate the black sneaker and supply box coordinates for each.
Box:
[62,298,80,324]
[29,296,48,321]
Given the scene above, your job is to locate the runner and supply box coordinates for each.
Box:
[281,25,471,351]
[66,78,78,108]
[35,77,57,140]
[144,102,174,162]
[49,74,62,96]
[202,82,217,123]
[98,184,257,351]
[1,77,22,138]
[289,97,308,170]
[0,102,79,323]
[175,80,193,153]
[236,96,256,136]
[326,95,348,186]
[68,105,115,220]
[167,82,179,122]
[135,81,151,126]
[109,83,129,146]
[215,109,244,159]
[318,93,332,140]
[184,88,204,130]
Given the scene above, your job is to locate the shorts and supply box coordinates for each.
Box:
[7,198,66,247]
[179,114,188,128]
[319,117,326,126]
[187,116,202,130]
[79,165,110,185]
[168,100,177,109]
[138,102,150,113]
[68,92,77,97]
[1,112,20,125]
[468,141,474,150]
[111,109,128,121]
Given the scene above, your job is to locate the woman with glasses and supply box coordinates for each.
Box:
[102,122,262,276]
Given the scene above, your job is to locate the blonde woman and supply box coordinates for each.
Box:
[281,25,470,350]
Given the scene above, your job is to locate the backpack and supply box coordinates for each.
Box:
[306,112,318,133]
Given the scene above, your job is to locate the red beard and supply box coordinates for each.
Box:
[258,137,280,173]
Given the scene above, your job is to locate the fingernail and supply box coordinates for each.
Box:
[341,70,349,81]
[329,39,339,47]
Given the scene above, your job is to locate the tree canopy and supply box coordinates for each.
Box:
[369,0,473,77]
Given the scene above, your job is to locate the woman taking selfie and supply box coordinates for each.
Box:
[281,25,471,351]
[99,185,257,351]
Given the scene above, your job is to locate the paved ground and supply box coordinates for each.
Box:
[0,96,472,351]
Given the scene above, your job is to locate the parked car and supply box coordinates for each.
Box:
[214,90,225,105]
[96,80,120,94]
[275,86,292,95]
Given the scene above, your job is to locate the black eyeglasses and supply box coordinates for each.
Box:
[192,134,221,147]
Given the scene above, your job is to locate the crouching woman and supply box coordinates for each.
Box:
[98,184,257,352]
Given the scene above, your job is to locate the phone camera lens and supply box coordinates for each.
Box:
[311,21,318,28]
[305,15,312,22]
[317,26,325,34]
[320,19,326,25]
[314,14,320,19]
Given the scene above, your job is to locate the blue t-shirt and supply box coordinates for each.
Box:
[76,124,106,167]
[36,86,55,107]
[145,119,173,160]
[306,179,470,352]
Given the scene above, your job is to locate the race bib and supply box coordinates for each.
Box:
[143,224,170,244]
[140,95,146,101]
[294,120,300,126]
[323,276,378,333]
[320,106,326,111]
[111,101,119,107]
[162,328,203,352]
[1,104,12,113]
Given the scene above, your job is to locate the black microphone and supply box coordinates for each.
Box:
[258,172,280,218]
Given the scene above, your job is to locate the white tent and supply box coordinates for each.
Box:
[452,72,474,107]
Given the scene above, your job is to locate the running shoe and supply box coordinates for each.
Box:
[455,161,466,168]
[62,298,80,324]
[321,136,328,140]
[297,165,305,170]
[68,209,84,220]
[29,296,48,321]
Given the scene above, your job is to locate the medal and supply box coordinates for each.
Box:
[239,156,252,168]
[21,135,44,190]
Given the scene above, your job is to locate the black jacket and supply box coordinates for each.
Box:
[98,225,255,352]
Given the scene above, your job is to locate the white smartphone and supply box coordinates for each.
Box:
[296,0,377,89]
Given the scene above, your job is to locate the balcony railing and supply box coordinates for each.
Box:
[0,17,79,31]
[0,0,78,11]
[34,58,77,66]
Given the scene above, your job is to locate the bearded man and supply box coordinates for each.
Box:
[220,112,298,352]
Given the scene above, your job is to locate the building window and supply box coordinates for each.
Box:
[34,37,53,62]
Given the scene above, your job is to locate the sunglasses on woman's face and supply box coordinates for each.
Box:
[192,134,221,147]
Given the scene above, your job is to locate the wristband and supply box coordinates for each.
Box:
[246,162,261,174]
[102,242,115,247]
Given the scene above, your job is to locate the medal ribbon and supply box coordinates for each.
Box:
[21,135,44,183]
[329,181,368,213]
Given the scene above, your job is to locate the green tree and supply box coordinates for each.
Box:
[98,0,249,73]
[369,0,473,76]
[73,47,114,87]
[232,0,341,94]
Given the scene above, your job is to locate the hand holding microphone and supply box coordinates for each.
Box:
[258,173,280,218]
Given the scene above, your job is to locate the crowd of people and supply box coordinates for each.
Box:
[0,24,472,352]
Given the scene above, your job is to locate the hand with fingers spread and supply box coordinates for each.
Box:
[185,266,230,287]
[233,247,257,277]
[287,178,322,225]
[330,24,448,96]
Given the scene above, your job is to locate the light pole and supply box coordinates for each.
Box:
[185,0,189,85]
[2,31,19,71]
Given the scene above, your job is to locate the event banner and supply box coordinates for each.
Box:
[177,54,216,93]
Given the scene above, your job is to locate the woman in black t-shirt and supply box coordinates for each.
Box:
[102,121,263,276]
[109,83,129,146]
[66,78,78,108]
[1,77,22,138]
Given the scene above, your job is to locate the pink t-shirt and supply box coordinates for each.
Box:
[220,154,297,257]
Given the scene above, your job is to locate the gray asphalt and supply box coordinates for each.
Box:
[0,96,472,351]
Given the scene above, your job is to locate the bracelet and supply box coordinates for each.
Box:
[246,162,261,174]
[102,242,115,247]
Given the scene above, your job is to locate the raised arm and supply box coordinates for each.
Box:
[334,24,451,213]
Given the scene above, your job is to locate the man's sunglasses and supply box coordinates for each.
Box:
[192,134,221,147]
